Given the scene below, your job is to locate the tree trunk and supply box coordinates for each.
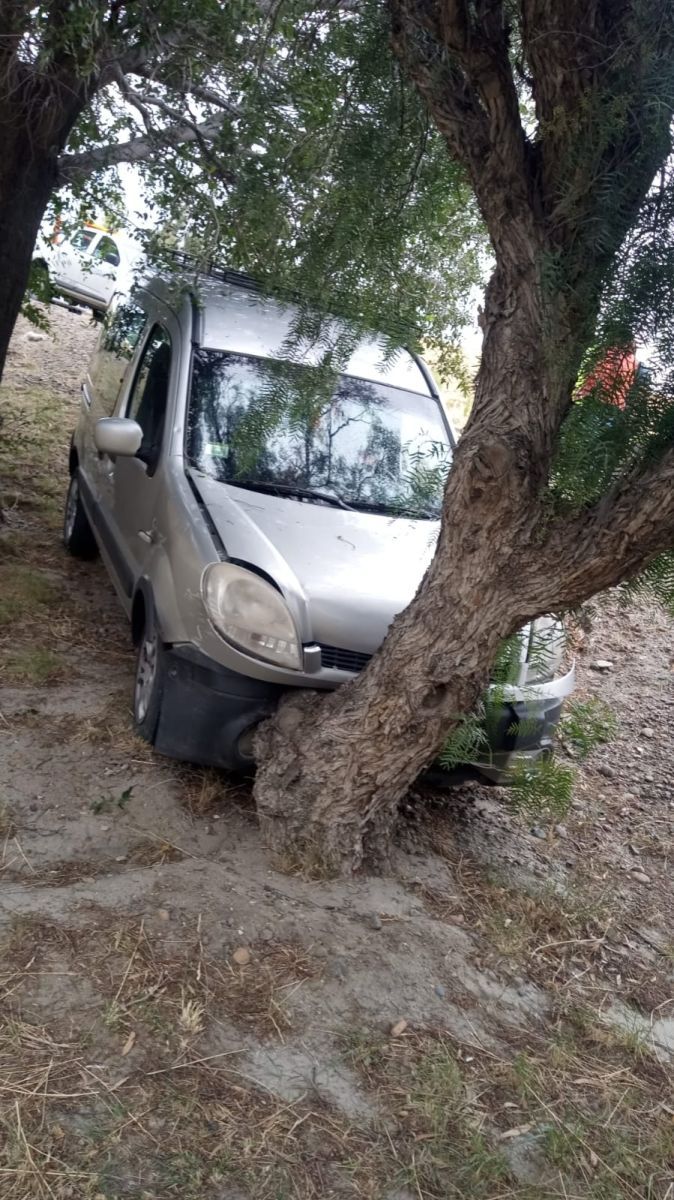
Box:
[253,262,564,874]
[253,0,674,876]
[0,65,87,384]
[0,150,58,383]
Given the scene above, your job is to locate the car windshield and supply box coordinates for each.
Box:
[187,350,452,518]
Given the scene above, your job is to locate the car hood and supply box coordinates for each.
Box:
[191,472,439,653]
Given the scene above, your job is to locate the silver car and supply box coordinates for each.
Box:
[63,267,574,777]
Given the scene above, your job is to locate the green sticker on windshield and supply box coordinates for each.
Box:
[205,442,228,458]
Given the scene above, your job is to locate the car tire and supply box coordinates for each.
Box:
[63,472,98,559]
[133,613,166,745]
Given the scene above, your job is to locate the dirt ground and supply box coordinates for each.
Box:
[0,306,672,1199]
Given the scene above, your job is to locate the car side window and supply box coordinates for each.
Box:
[95,235,120,267]
[126,325,172,473]
[87,299,147,417]
[101,299,146,359]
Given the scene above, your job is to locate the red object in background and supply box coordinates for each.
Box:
[578,346,637,409]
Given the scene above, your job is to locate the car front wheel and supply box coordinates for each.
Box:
[63,472,98,559]
[133,617,166,744]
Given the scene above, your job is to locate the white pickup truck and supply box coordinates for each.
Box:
[32,222,141,314]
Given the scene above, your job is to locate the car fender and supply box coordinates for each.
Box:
[134,549,188,646]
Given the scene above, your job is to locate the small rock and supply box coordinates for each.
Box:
[631,870,651,884]
[328,958,347,981]
[597,764,615,779]
[369,913,383,931]
[232,946,251,966]
[27,331,47,342]
[530,826,547,840]
[554,823,567,838]
[390,1019,408,1037]
[628,842,640,856]
[434,984,446,999]
[591,659,614,672]
[641,727,655,739]
[157,909,170,921]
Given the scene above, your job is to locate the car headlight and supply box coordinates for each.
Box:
[524,617,566,684]
[202,563,302,670]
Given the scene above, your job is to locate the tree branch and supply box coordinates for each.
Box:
[389,0,537,260]
[535,444,674,610]
[56,113,229,185]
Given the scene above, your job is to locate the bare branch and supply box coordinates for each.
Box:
[56,113,229,185]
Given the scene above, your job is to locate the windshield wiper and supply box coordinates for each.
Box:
[226,479,353,510]
[347,499,439,520]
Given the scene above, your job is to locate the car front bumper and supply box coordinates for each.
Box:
[156,643,575,780]
[469,662,576,782]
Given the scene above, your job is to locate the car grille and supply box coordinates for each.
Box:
[318,643,372,673]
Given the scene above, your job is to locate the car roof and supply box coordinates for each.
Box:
[143,274,434,396]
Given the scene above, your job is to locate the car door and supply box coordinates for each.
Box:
[52,227,97,295]
[108,323,174,595]
[89,235,121,306]
[82,296,147,515]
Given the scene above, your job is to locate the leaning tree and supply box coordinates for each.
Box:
[251,0,674,871]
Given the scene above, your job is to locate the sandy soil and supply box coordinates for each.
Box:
[0,306,672,1199]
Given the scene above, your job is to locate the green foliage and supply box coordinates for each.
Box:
[560,698,618,759]
[437,716,487,770]
[490,633,526,686]
[547,157,674,611]
[619,551,674,616]
[20,261,52,332]
[550,379,674,512]
[33,0,484,360]
[508,757,576,821]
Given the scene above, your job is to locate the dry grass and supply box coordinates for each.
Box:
[45,917,322,1042]
[75,692,150,755]
[412,855,615,978]
[414,847,674,1016]
[343,1011,674,1199]
[0,1018,385,1200]
[0,386,131,695]
[127,837,184,866]
[0,915,386,1200]
[178,765,255,818]
[407,804,674,1008]
[0,803,16,839]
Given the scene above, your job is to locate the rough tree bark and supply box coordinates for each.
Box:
[252,0,674,873]
[0,0,96,381]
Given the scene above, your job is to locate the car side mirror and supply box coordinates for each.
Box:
[94,417,142,458]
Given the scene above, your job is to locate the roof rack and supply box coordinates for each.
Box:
[158,248,417,343]
[163,249,267,295]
